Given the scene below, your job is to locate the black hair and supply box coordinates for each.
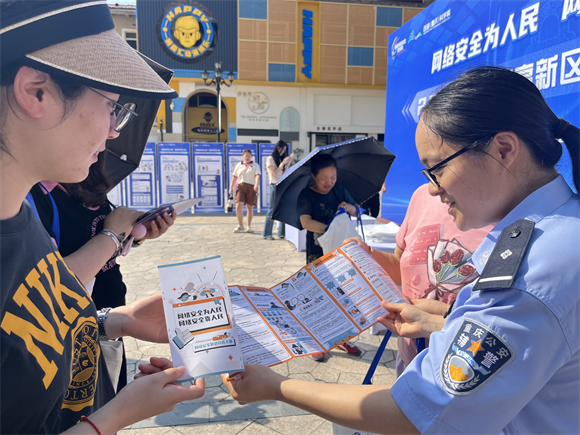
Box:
[242,149,253,156]
[0,61,86,154]
[271,140,288,167]
[311,153,337,176]
[61,150,113,208]
[421,66,579,191]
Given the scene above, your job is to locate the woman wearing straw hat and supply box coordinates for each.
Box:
[0,1,204,434]
[220,66,580,434]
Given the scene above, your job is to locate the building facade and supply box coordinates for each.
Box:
[124,0,424,155]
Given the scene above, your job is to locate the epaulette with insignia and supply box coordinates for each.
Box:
[473,219,535,292]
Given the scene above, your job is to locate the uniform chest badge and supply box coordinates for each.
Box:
[441,318,514,395]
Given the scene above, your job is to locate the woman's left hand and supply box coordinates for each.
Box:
[254,184,259,192]
[338,202,355,215]
[106,294,168,342]
[141,210,176,240]
[378,300,445,339]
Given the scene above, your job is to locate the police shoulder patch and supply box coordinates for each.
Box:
[441,318,515,395]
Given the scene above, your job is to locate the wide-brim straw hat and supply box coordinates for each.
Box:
[0,0,177,99]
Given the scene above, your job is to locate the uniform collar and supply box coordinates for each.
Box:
[471,175,574,273]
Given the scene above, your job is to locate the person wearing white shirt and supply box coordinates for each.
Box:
[229,149,261,233]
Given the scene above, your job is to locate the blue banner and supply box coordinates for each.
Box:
[157,142,192,212]
[191,143,225,213]
[259,143,275,211]
[383,0,580,223]
[126,142,157,210]
[227,143,259,212]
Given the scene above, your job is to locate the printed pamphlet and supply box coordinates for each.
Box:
[158,241,407,379]
[158,256,245,382]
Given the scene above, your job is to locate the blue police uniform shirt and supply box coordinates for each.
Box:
[391,175,580,434]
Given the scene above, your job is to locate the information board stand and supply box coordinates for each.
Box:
[191,143,225,213]
[259,143,275,211]
[107,182,124,207]
[157,142,192,212]
[126,142,157,210]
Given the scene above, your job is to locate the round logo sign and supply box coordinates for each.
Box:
[248,92,270,114]
[157,2,217,62]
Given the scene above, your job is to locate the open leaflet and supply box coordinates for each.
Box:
[158,241,408,381]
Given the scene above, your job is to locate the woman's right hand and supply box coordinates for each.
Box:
[103,206,143,240]
[344,237,372,255]
[104,364,205,430]
[221,364,286,405]
[229,187,233,195]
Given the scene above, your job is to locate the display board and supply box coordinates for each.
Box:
[107,182,124,207]
[157,142,192,212]
[226,143,259,212]
[126,142,157,210]
[259,143,275,211]
[191,143,225,213]
[383,0,580,223]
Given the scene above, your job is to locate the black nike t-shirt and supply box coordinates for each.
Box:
[0,201,115,434]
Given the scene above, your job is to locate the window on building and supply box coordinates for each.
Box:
[269,64,296,82]
[123,29,137,49]
[347,47,374,67]
[315,133,356,147]
[239,0,267,19]
[376,7,403,27]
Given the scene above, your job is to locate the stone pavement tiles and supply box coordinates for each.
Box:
[117,215,399,435]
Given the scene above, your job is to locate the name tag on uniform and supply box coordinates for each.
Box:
[441,318,515,395]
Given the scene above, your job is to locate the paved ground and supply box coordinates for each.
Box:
[117,215,398,435]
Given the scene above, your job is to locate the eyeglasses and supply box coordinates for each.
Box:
[89,88,138,132]
[421,146,472,188]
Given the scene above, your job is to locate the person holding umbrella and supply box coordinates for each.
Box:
[297,153,362,360]
[0,1,204,434]
[270,136,395,248]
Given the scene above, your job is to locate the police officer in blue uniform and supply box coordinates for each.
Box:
[220,66,580,435]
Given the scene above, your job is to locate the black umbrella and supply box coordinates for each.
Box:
[103,53,174,192]
[271,136,396,229]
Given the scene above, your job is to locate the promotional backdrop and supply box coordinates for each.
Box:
[383,0,580,223]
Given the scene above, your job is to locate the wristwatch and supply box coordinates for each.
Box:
[97,307,113,341]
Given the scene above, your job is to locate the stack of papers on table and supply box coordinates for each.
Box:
[358,221,400,243]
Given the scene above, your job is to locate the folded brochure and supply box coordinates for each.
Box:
[158,240,408,381]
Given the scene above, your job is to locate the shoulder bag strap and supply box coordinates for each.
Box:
[27,184,61,247]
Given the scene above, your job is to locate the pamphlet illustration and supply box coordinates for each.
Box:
[158,241,408,376]
[158,256,245,381]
